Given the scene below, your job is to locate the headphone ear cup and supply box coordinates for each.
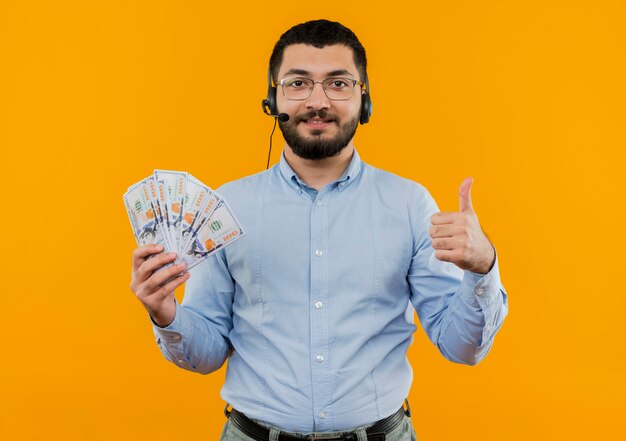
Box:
[359,75,372,125]
[359,92,371,125]
[262,69,279,116]
[267,86,278,115]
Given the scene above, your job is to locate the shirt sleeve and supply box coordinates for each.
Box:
[407,186,509,365]
[151,249,235,374]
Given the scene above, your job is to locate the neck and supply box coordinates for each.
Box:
[283,144,355,191]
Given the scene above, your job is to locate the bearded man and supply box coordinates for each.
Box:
[130,19,508,441]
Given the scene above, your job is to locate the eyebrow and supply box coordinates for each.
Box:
[282,68,355,78]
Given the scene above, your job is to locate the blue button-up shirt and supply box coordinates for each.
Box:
[153,150,508,432]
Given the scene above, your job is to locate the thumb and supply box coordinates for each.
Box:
[459,177,474,212]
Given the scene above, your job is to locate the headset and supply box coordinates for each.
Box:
[261,69,373,124]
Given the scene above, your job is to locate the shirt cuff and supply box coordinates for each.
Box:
[151,300,186,343]
[460,249,503,310]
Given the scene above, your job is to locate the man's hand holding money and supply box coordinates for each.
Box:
[124,170,245,327]
[130,245,189,327]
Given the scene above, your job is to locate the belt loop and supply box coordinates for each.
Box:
[355,427,368,441]
[224,403,232,418]
[269,427,281,441]
[403,399,411,417]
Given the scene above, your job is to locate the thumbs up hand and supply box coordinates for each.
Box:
[430,178,496,274]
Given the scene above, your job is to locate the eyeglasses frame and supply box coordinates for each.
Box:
[275,77,366,101]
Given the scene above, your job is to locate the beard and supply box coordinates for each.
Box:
[278,109,359,160]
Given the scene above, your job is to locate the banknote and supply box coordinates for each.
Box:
[178,191,221,260]
[157,178,178,254]
[125,170,245,273]
[154,170,187,254]
[179,174,214,250]
[145,177,174,252]
[123,179,171,254]
[180,199,245,270]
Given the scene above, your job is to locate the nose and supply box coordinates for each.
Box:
[305,82,330,110]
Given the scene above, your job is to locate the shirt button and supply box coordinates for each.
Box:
[475,287,485,295]
[319,410,327,418]
[316,355,324,363]
[177,359,185,363]
[315,301,323,309]
[315,249,323,257]
[316,199,323,206]
[172,335,181,341]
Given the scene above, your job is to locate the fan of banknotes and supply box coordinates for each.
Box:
[123,170,245,271]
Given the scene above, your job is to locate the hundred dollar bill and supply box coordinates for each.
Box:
[180,174,214,252]
[180,199,245,270]
[146,177,174,253]
[154,169,187,255]
[179,191,221,259]
[157,178,176,254]
[123,179,171,259]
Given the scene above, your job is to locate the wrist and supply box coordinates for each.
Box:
[148,301,177,328]
[151,313,175,328]
[472,243,496,274]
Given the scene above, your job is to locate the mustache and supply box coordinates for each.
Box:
[294,110,338,124]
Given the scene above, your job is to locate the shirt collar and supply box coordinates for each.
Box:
[278,149,363,194]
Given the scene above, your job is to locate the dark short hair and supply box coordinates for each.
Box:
[269,19,367,83]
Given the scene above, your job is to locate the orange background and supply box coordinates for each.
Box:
[1,1,625,440]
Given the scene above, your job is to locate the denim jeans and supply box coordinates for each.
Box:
[219,415,417,441]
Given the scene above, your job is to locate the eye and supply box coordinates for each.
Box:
[327,78,350,89]
[285,78,309,89]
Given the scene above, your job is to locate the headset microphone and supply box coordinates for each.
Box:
[262,97,290,122]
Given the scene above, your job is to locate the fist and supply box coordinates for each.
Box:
[130,244,190,327]
[429,178,495,274]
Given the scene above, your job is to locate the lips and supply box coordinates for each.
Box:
[297,113,337,129]
[303,117,333,127]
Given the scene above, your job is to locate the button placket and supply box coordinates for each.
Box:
[310,189,332,430]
